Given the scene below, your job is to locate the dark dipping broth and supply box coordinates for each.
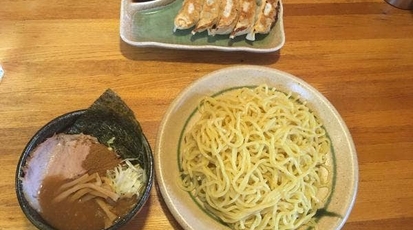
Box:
[38,141,138,230]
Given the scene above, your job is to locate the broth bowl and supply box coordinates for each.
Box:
[16,110,154,230]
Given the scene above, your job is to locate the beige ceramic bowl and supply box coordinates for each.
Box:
[155,65,358,230]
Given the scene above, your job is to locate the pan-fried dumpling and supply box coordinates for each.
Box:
[174,0,204,32]
[209,0,240,35]
[192,0,221,35]
[246,0,279,41]
[230,0,256,39]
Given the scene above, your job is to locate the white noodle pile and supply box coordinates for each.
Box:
[180,85,330,230]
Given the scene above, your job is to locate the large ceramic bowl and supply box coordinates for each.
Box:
[156,65,358,230]
[15,110,154,230]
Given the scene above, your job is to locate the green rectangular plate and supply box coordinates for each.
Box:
[120,0,285,52]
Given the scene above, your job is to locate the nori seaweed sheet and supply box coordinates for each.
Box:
[65,89,149,167]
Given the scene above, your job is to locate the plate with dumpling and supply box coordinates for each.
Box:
[155,66,358,229]
[120,0,285,52]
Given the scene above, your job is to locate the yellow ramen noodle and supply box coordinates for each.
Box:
[179,85,331,230]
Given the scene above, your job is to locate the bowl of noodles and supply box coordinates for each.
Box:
[155,66,358,230]
[16,89,154,230]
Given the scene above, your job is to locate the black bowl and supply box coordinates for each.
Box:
[15,110,154,230]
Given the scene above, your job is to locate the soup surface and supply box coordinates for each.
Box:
[36,135,137,230]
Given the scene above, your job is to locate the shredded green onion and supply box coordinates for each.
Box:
[106,159,147,199]
[106,137,116,151]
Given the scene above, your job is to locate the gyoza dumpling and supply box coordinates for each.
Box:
[230,0,256,39]
[192,0,221,35]
[246,0,279,41]
[209,0,240,35]
[174,0,204,32]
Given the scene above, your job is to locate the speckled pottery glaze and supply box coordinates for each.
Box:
[155,65,358,230]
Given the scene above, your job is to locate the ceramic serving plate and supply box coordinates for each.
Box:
[155,65,358,230]
[120,0,285,52]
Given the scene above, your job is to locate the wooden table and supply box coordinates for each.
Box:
[1,0,412,229]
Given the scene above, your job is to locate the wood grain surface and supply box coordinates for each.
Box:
[1,0,412,229]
